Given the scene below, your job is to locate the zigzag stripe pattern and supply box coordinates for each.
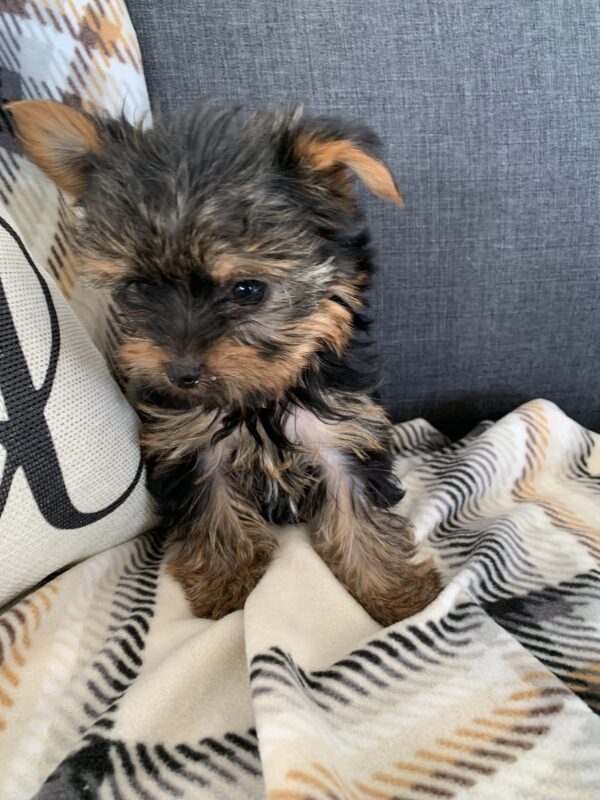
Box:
[1,400,599,798]
[0,582,60,734]
[73,535,162,733]
[31,529,266,797]
[0,534,161,796]
[250,401,600,798]
[254,602,594,799]
[1,533,265,799]
[485,572,600,714]
[38,728,264,799]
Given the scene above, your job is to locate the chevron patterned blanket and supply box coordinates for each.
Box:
[1,2,600,799]
[0,400,599,798]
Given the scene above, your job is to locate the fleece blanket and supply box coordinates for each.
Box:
[0,399,599,799]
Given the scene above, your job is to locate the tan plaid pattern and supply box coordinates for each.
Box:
[0,0,149,355]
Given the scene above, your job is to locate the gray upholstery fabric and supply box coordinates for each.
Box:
[126,0,600,437]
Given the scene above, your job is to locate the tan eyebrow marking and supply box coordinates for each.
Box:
[209,253,299,283]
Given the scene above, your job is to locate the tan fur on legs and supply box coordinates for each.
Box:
[286,397,441,625]
[169,533,276,620]
[313,486,440,626]
[164,445,278,619]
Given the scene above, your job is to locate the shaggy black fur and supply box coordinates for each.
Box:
[69,103,403,522]
[8,98,440,625]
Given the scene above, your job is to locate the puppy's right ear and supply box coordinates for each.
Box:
[6,99,104,196]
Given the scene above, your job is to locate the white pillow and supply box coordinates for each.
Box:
[0,214,153,606]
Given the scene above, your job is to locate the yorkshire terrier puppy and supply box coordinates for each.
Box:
[9,99,440,625]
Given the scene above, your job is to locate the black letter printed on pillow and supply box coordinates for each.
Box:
[0,216,142,528]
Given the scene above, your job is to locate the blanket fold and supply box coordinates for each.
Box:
[1,400,599,799]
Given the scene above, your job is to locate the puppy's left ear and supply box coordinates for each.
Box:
[6,99,104,196]
[292,117,403,207]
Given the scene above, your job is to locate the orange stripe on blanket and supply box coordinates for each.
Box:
[0,663,19,689]
[0,579,60,733]
[513,402,600,559]
[312,764,362,800]
[0,686,13,707]
[266,671,566,800]
[269,764,364,800]
[351,781,396,799]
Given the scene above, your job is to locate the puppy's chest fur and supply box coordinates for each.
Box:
[142,404,331,528]
[141,398,400,530]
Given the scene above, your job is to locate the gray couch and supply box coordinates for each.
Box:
[127,0,600,437]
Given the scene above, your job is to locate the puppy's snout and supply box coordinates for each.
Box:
[166,361,203,389]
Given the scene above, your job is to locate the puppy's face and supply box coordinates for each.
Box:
[9,100,402,410]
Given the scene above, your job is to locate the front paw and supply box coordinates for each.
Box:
[185,578,249,619]
[168,548,274,620]
[314,507,441,626]
[359,560,441,626]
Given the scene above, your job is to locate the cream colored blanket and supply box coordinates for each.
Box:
[1,400,600,799]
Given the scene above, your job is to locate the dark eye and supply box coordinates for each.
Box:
[230,279,266,305]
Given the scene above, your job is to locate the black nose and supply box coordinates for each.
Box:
[166,362,202,389]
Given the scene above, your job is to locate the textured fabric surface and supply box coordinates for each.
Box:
[1,400,599,798]
[126,0,600,437]
[0,2,154,607]
[0,0,150,359]
[0,214,152,607]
